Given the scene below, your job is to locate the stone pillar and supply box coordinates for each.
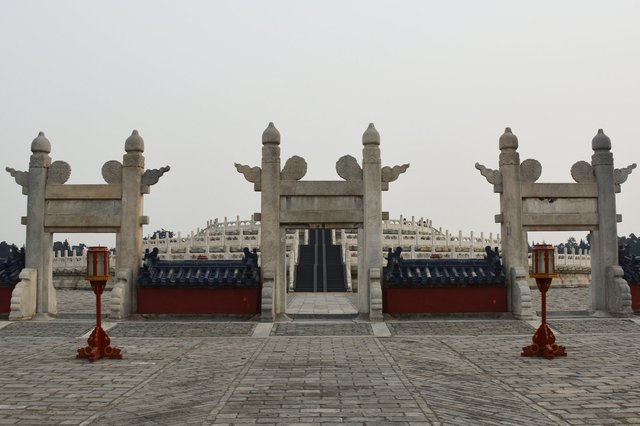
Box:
[276,227,287,316]
[25,132,56,316]
[260,123,281,322]
[116,130,145,315]
[360,124,383,320]
[498,128,526,312]
[591,129,630,314]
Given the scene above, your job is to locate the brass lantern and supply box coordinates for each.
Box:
[530,244,557,279]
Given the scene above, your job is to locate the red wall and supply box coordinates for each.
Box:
[0,286,14,314]
[137,287,261,315]
[630,283,640,311]
[383,286,507,314]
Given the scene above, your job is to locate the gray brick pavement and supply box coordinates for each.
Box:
[0,317,639,424]
[2,288,640,425]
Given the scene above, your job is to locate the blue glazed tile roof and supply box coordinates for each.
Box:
[620,254,640,284]
[383,258,505,287]
[138,260,260,287]
[0,254,24,287]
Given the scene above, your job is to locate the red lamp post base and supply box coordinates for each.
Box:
[521,323,566,359]
[521,277,566,359]
[77,326,122,362]
[76,278,122,362]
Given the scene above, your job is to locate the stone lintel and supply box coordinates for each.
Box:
[45,227,120,233]
[522,213,599,228]
[280,180,363,196]
[279,209,363,225]
[45,184,122,200]
[520,182,598,198]
[44,214,122,228]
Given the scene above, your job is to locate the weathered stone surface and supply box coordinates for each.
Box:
[9,268,37,321]
[46,160,71,184]
[336,154,362,181]
[571,160,595,183]
[614,163,637,185]
[101,159,123,183]
[475,162,502,185]
[5,166,29,190]
[142,165,171,186]
[280,155,307,180]
[234,163,261,184]
[381,163,409,183]
[519,158,541,183]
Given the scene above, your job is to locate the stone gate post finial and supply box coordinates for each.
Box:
[499,127,518,150]
[362,123,380,145]
[125,130,144,153]
[592,129,611,151]
[262,122,280,145]
[31,131,51,154]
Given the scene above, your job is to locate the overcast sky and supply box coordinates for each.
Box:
[1,1,639,249]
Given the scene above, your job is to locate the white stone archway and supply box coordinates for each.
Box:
[477,128,636,318]
[236,123,409,321]
[6,131,169,319]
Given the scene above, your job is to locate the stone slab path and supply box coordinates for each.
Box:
[1,316,640,425]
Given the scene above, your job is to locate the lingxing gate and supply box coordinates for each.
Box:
[3,124,637,321]
[235,123,409,321]
[5,131,169,320]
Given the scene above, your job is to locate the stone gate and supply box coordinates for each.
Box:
[6,131,169,319]
[236,123,409,321]
[476,128,636,318]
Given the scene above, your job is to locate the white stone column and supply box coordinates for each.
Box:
[360,124,383,320]
[116,130,145,315]
[276,227,287,316]
[25,132,56,316]
[498,128,526,312]
[260,123,281,322]
[591,129,630,314]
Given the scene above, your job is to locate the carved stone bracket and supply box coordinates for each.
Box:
[47,161,71,184]
[280,156,307,180]
[110,268,132,320]
[381,164,410,183]
[102,160,123,184]
[519,159,541,183]
[336,155,362,181]
[606,265,632,316]
[141,166,171,193]
[235,163,262,191]
[571,161,595,183]
[6,167,29,194]
[614,163,637,185]
[475,163,502,192]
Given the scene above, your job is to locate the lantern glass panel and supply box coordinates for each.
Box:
[97,252,104,276]
[87,254,94,276]
[548,252,555,274]
[536,251,545,274]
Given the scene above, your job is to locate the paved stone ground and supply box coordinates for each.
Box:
[1,315,640,425]
[287,293,358,316]
[3,287,633,424]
